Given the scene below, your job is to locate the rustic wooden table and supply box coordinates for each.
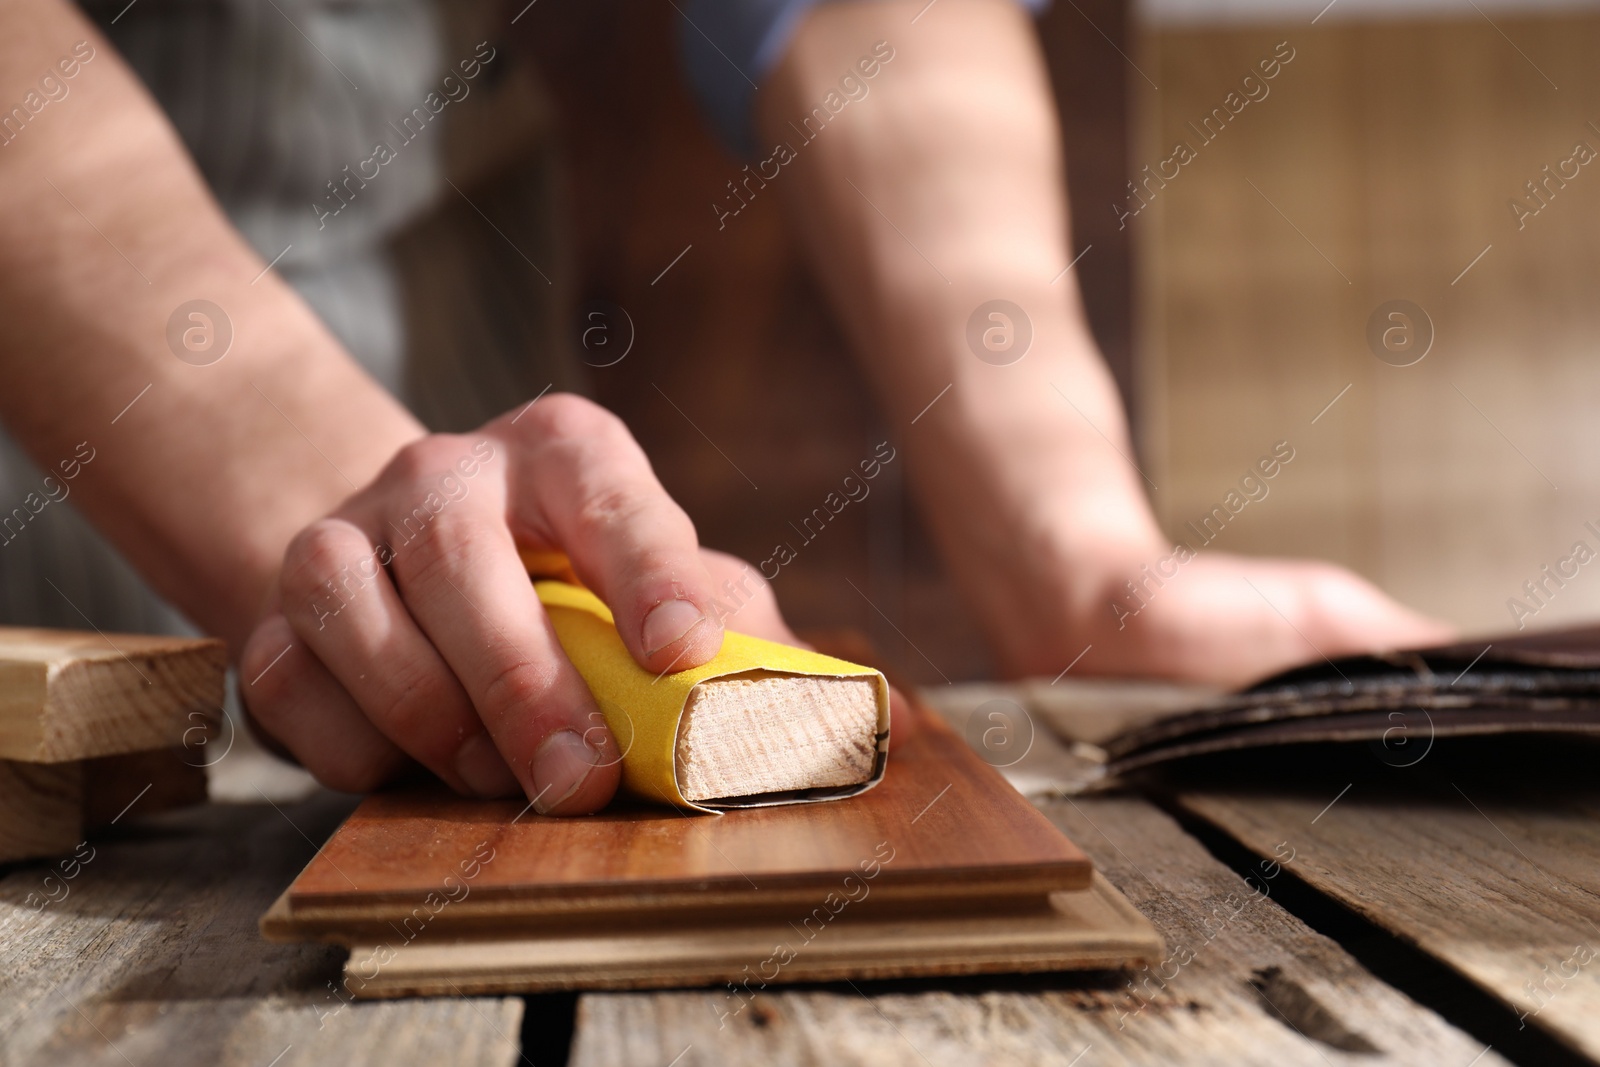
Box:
[4,682,1596,1067]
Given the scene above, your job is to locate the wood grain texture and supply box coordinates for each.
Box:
[0,758,80,862]
[678,672,880,802]
[0,790,521,1067]
[1171,741,1600,1061]
[0,626,224,762]
[332,873,1160,998]
[81,746,209,827]
[568,788,1507,1067]
[0,747,208,863]
[273,715,1092,933]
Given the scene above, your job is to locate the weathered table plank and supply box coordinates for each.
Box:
[0,789,521,1067]
[570,789,1505,1066]
[1172,740,1600,1062]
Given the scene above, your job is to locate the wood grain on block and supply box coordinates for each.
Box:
[0,758,81,862]
[676,671,879,802]
[0,747,209,862]
[0,627,225,762]
[82,746,209,828]
[330,873,1160,998]
[265,716,1093,941]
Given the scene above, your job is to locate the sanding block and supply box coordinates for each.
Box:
[534,580,889,812]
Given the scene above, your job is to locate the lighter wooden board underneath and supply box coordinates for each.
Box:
[319,872,1160,998]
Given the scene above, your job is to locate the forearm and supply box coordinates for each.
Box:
[0,3,422,651]
[759,0,1163,600]
[757,0,1450,682]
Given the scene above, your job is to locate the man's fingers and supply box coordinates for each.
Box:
[504,396,725,675]
[239,614,410,792]
[380,436,622,814]
[278,516,520,798]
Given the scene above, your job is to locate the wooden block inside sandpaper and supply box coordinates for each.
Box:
[0,627,225,762]
[532,581,889,810]
[676,671,880,802]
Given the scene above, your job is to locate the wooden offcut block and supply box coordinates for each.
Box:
[0,627,226,762]
[0,626,223,862]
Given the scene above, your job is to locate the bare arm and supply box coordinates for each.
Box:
[0,2,781,813]
[761,0,1449,683]
[0,1,421,652]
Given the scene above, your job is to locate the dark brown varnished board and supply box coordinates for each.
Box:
[267,715,1091,936]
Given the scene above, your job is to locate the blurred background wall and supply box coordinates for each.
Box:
[1133,0,1600,637]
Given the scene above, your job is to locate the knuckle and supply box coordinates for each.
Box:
[386,434,469,486]
[480,656,560,720]
[280,519,362,607]
[376,664,463,741]
[520,393,622,444]
[571,483,654,539]
[395,509,494,586]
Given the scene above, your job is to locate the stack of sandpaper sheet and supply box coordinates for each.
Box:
[1100,625,1600,775]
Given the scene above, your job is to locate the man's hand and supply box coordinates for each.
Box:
[992,548,1453,688]
[241,395,796,814]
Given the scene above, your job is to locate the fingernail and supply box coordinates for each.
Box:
[530,728,600,814]
[454,733,520,798]
[641,597,705,656]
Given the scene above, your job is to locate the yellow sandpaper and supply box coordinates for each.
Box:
[533,580,890,813]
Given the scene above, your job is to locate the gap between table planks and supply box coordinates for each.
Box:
[0,790,520,1067]
[1168,736,1600,1063]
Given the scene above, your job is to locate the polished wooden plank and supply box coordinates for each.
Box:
[332,872,1160,998]
[277,715,1092,927]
